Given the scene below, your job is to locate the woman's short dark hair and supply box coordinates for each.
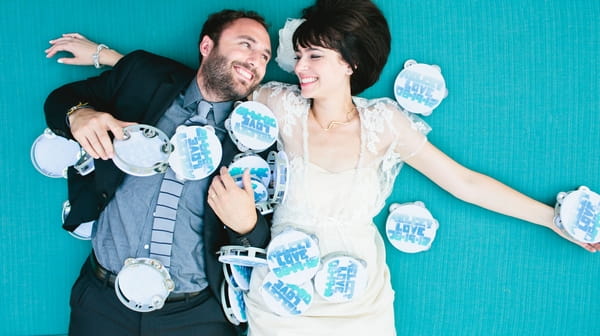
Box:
[198,9,268,64]
[293,0,391,95]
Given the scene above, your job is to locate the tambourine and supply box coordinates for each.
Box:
[31,128,94,178]
[267,150,290,205]
[554,186,600,243]
[266,229,320,284]
[385,201,439,253]
[229,153,271,187]
[393,59,448,116]
[113,124,222,180]
[112,125,172,177]
[218,245,268,268]
[233,176,270,204]
[260,271,313,316]
[225,101,278,153]
[223,262,253,292]
[114,257,175,312]
[313,254,368,303]
[61,200,94,240]
[221,280,247,325]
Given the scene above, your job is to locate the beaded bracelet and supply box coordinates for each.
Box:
[92,44,109,69]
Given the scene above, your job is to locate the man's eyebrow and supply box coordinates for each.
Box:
[239,35,272,57]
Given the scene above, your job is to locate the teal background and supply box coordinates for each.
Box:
[1,0,598,335]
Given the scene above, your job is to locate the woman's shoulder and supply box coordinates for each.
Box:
[253,81,308,108]
[356,95,431,136]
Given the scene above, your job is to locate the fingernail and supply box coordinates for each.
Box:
[57,59,63,63]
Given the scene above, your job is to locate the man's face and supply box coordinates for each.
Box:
[199,18,271,101]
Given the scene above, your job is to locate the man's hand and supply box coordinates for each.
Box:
[69,108,136,160]
[208,167,257,235]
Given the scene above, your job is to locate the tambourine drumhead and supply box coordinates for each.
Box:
[218,245,268,267]
[266,229,320,284]
[268,151,289,205]
[223,263,252,292]
[394,62,447,116]
[260,271,313,316]
[220,280,247,325]
[114,258,174,312]
[229,153,271,187]
[113,125,171,177]
[385,202,439,253]
[31,129,81,178]
[557,188,600,243]
[169,125,222,180]
[226,101,278,152]
[313,255,368,303]
[234,176,270,203]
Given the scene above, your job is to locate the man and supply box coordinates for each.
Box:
[44,10,272,336]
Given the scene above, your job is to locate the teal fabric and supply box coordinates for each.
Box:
[1,0,598,335]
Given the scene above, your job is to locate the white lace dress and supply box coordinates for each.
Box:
[246,82,430,336]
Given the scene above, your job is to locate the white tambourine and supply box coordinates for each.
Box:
[31,128,94,178]
[218,245,268,268]
[114,258,175,312]
[385,201,439,253]
[555,186,600,243]
[260,271,313,316]
[266,229,320,284]
[229,153,271,187]
[112,125,172,177]
[313,254,368,303]
[225,101,278,153]
[394,59,448,116]
[220,280,247,325]
[223,262,253,292]
[61,200,94,240]
[267,150,290,205]
[168,125,222,180]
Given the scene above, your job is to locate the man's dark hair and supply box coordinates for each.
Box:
[198,9,268,64]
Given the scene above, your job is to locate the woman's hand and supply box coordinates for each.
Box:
[45,33,122,67]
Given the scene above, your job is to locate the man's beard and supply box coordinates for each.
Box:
[200,52,258,101]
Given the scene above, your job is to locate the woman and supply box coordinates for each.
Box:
[45,0,598,334]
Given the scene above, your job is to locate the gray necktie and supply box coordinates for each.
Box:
[148,100,214,268]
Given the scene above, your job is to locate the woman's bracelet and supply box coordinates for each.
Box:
[92,44,109,69]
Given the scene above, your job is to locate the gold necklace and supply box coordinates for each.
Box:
[313,105,357,131]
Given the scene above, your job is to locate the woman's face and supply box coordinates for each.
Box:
[294,45,353,99]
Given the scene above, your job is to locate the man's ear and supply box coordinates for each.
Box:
[199,35,215,57]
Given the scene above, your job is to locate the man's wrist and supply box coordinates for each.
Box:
[66,102,93,128]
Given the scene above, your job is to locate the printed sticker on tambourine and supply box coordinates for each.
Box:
[266,229,320,284]
[114,258,175,312]
[31,128,94,178]
[267,150,290,205]
[223,262,253,292]
[61,200,94,240]
[229,153,271,187]
[385,201,439,253]
[218,245,268,268]
[394,59,448,116]
[221,280,247,325]
[225,101,278,153]
[112,125,172,177]
[554,186,600,243]
[313,254,368,303]
[168,125,222,180]
[260,271,313,316]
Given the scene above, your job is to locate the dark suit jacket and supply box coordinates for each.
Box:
[44,50,270,308]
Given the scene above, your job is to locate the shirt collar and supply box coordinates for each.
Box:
[182,80,234,126]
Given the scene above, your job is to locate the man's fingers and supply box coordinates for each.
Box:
[242,169,255,198]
